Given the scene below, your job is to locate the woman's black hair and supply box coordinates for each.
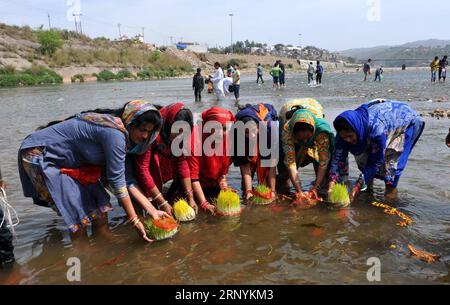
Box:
[293,122,314,134]
[239,116,259,125]
[38,103,162,130]
[160,108,194,144]
[333,117,354,133]
[130,110,162,132]
[285,105,305,120]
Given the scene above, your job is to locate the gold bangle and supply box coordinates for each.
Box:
[127,215,138,223]
[158,201,170,209]
[132,218,140,226]
[152,192,162,202]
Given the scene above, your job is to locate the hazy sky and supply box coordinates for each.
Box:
[0,0,448,51]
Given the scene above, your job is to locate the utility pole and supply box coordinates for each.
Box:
[229,13,234,53]
[73,13,83,34]
[73,14,78,33]
[298,33,302,48]
[117,23,122,40]
[170,36,174,45]
[47,13,51,29]
[141,27,145,42]
[78,14,83,34]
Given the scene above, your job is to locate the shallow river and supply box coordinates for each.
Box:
[0,70,449,284]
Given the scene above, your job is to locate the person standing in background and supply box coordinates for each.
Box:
[226,64,235,77]
[270,63,283,89]
[446,128,450,148]
[316,61,324,85]
[256,63,264,84]
[374,65,384,82]
[233,63,241,103]
[210,62,225,101]
[363,59,372,81]
[307,62,315,84]
[278,60,286,88]
[192,68,204,102]
[439,55,448,83]
[0,166,15,268]
[430,56,440,83]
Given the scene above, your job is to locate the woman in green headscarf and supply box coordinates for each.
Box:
[278,98,335,200]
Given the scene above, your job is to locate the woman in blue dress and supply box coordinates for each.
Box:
[329,99,425,200]
[18,100,167,242]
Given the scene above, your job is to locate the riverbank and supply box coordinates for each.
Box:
[1,22,353,87]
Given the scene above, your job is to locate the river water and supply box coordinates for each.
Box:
[0,70,449,284]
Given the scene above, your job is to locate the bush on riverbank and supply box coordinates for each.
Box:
[48,46,193,72]
[94,70,117,81]
[36,30,63,57]
[225,58,248,69]
[0,65,63,87]
[137,66,187,80]
[116,69,136,80]
[71,74,85,83]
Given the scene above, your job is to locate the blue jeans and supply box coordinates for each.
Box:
[431,71,437,82]
[279,73,285,85]
[234,84,240,99]
[308,73,314,84]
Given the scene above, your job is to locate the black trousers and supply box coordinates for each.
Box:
[256,74,264,84]
[316,73,323,84]
[194,88,202,101]
[0,209,15,267]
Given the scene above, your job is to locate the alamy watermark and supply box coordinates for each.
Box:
[169,119,279,168]
[367,0,381,22]
[366,257,381,282]
[66,257,81,282]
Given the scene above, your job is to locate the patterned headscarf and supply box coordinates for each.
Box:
[78,100,162,155]
[287,109,333,147]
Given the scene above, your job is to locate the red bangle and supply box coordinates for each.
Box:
[201,201,209,210]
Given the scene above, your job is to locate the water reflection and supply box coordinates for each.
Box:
[0,70,449,284]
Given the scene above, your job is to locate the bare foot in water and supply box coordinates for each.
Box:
[91,215,115,241]
[385,186,398,200]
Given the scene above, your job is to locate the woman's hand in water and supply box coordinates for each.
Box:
[327,181,336,200]
[245,190,254,201]
[349,184,360,202]
[133,219,154,243]
[189,198,198,214]
[160,203,173,217]
[149,209,170,221]
[308,188,319,200]
[204,203,216,216]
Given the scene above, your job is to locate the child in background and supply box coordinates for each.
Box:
[316,61,324,85]
[256,63,264,84]
[431,56,440,83]
[270,63,283,89]
[374,65,383,82]
[439,56,448,83]
[192,68,204,102]
[233,63,241,103]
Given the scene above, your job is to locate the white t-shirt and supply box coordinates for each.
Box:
[222,77,233,94]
